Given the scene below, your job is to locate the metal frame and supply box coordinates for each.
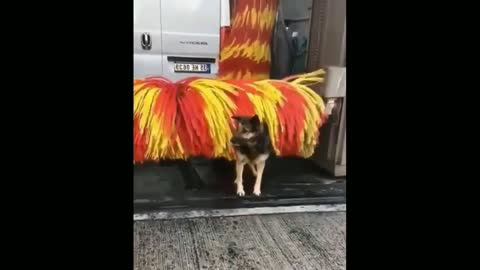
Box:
[306,0,346,70]
[134,204,346,220]
[306,0,346,176]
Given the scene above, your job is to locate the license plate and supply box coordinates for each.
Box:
[174,63,210,73]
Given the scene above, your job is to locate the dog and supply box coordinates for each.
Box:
[230,115,273,196]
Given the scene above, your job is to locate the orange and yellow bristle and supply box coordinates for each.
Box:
[133,70,327,163]
[218,0,278,80]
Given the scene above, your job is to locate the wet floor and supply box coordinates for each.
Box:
[134,212,346,270]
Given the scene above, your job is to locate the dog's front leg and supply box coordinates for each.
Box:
[248,163,257,176]
[234,160,246,196]
[253,160,266,196]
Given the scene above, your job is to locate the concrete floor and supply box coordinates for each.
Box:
[134,212,346,270]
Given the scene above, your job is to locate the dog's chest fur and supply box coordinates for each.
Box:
[232,132,272,162]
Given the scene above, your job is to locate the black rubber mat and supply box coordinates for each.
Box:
[134,157,345,214]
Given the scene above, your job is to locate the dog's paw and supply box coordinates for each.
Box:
[252,189,261,196]
[236,189,245,196]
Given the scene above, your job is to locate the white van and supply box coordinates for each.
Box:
[134,0,230,81]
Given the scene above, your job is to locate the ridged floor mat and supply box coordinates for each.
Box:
[134,157,345,214]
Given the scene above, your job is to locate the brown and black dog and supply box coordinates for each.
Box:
[230,115,273,196]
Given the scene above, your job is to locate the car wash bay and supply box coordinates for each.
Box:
[134,0,346,216]
[133,1,346,268]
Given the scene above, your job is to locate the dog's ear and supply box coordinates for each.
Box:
[232,115,248,130]
[250,115,260,127]
[231,116,243,122]
[232,115,252,123]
